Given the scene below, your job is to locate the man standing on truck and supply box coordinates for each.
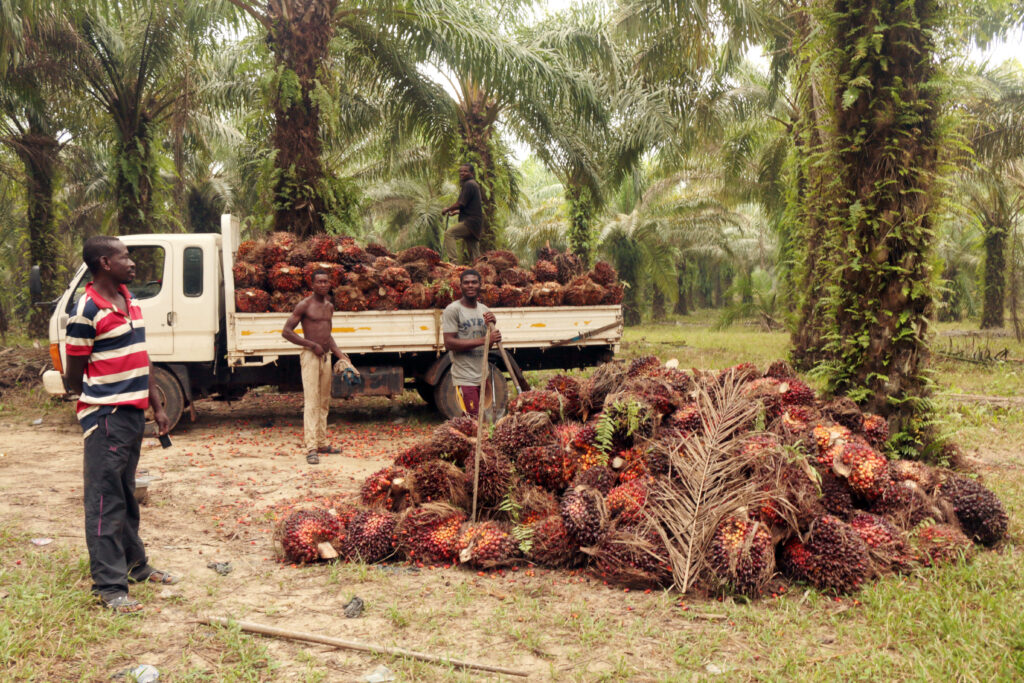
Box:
[441,163,484,264]
[64,235,179,615]
[282,270,357,465]
[442,269,501,416]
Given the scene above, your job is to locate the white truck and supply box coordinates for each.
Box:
[37,215,623,432]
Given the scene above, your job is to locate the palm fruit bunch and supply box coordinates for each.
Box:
[779,538,813,581]
[606,477,649,523]
[740,434,780,459]
[740,377,786,418]
[303,261,343,288]
[764,359,797,380]
[529,281,564,306]
[425,423,474,464]
[571,464,618,495]
[410,459,469,507]
[602,393,660,439]
[278,509,342,564]
[474,262,498,285]
[848,512,910,570]
[589,261,618,286]
[270,290,305,313]
[430,279,458,308]
[621,377,678,416]
[839,442,890,500]
[360,466,407,510]
[233,261,265,288]
[719,362,761,384]
[475,249,519,272]
[821,397,865,433]
[236,239,265,264]
[563,275,605,306]
[553,250,584,284]
[510,390,565,421]
[365,242,394,258]
[591,524,671,589]
[511,484,559,524]
[464,449,515,508]
[328,503,361,551]
[810,422,855,468]
[517,445,569,491]
[533,260,558,282]
[372,256,398,271]
[525,514,577,567]
[379,266,412,293]
[580,361,629,413]
[708,516,774,596]
[307,234,338,262]
[500,266,532,287]
[397,246,441,266]
[402,260,432,283]
[780,378,816,406]
[457,521,520,568]
[803,515,871,593]
[395,503,466,565]
[615,446,650,483]
[498,284,531,307]
[670,402,703,433]
[912,524,974,566]
[778,405,817,434]
[286,239,313,267]
[366,285,400,311]
[399,283,432,309]
[332,286,366,311]
[338,244,374,270]
[235,287,270,312]
[268,263,304,292]
[861,413,889,445]
[564,422,606,477]
[868,478,933,529]
[600,283,624,304]
[819,472,855,518]
[479,283,501,307]
[394,441,433,469]
[560,485,607,546]
[343,509,397,563]
[889,459,940,492]
[544,374,584,419]
[935,475,1008,546]
[490,412,557,460]
[262,232,296,269]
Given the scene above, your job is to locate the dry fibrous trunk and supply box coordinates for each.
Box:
[459,89,500,251]
[827,0,940,439]
[980,222,1006,329]
[267,0,338,237]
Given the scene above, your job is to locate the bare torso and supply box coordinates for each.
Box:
[297,295,334,347]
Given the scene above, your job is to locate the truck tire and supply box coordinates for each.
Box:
[433,364,508,420]
[414,379,436,407]
[145,366,185,436]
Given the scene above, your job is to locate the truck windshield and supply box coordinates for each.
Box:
[64,245,166,313]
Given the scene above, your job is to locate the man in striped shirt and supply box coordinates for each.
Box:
[64,236,178,614]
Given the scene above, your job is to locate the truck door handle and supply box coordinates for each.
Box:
[167,312,176,326]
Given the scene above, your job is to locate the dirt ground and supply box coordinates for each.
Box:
[3,391,723,681]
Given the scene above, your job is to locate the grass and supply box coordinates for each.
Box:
[3,311,1024,680]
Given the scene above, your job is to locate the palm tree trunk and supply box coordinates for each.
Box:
[114,118,155,234]
[980,221,1006,329]
[266,0,337,237]
[567,184,594,266]
[459,96,499,251]
[674,264,688,315]
[14,131,61,336]
[652,288,666,320]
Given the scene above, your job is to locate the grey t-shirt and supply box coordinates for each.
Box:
[442,299,491,385]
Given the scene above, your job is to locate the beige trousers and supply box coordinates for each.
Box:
[300,348,332,451]
[443,221,482,264]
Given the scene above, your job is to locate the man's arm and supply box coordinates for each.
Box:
[148,361,170,435]
[442,327,501,352]
[443,184,469,215]
[282,300,324,355]
[65,355,87,395]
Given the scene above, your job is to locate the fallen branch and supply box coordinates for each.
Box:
[200,617,530,677]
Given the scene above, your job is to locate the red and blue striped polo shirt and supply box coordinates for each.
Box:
[66,283,150,436]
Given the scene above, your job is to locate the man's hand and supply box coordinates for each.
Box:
[489,329,502,344]
[309,341,325,357]
[153,407,170,436]
[482,311,496,325]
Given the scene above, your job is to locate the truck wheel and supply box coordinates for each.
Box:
[145,366,185,436]
[414,379,436,407]
[433,364,508,420]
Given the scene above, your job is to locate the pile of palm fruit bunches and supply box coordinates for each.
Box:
[275,357,1009,598]
[232,231,623,313]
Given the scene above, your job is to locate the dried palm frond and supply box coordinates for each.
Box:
[645,376,767,593]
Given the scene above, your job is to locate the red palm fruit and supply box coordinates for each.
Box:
[262,232,296,269]
[529,281,564,306]
[479,283,502,307]
[426,425,474,465]
[861,414,890,445]
[410,459,469,507]
[303,261,343,288]
[510,390,565,421]
[269,290,305,313]
[366,285,401,311]
[804,515,870,594]
[473,262,498,284]
[464,450,515,508]
[849,512,905,553]
[380,266,412,293]
[512,484,559,525]
[554,250,584,284]
[268,263,304,291]
[286,240,313,267]
[236,239,264,264]
[344,265,379,292]
[395,504,466,565]
[589,260,618,286]
[811,423,854,468]
[498,284,531,307]
[500,266,533,287]
[399,282,433,309]
[278,509,342,564]
[397,246,441,266]
[571,465,617,495]
[780,405,815,432]
[606,478,649,523]
[394,442,432,469]
[431,279,460,308]
[563,275,604,306]
[518,445,570,491]
[719,362,761,384]
[475,249,519,272]
[372,256,398,271]
[545,374,584,418]
[600,283,624,305]
[708,516,774,596]
[560,485,607,546]
[446,414,478,437]
[820,472,855,518]
[533,260,558,282]
[343,509,397,563]
[780,379,815,406]
[889,459,940,492]
[234,288,270,312]
[912,524,974,566]
[457,521,520,568]
[402,259,432,283]
[360,466,406,509]
[332,285,366,311]
[741,377,786,417]
[626,356,660,379]
[616,446,649,483]
[308,234,339,262]
[764,360,796,380]
[779,538,812,580]
[740,434,780,459]
[555,422,583,451]
[671,402,702,432]
[525,514,577,567]
[840,442,890,500]
[936,475,1008,546]
[337,244,372,270]
[365,242,394,258]
[232,261,265,288]
[591,524,672,588]
[620,377,677,415]
[490,412,557,459]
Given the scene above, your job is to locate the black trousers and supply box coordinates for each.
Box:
[83,407,148,597]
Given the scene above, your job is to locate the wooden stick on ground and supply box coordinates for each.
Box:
[201,617,529,677]
[471,322,494,523]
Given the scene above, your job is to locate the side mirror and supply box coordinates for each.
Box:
[29,265,41,302]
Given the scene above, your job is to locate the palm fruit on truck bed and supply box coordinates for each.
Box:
[600,283,624,304]
[529,281,564,306]
[479,283,501,307]
[303,261,343,288]
[533,260,558,282]
[524,514,577,567]
[343,509,397,563]
[269,290,305,313]
[475,249,519,272]
[379,266,412,293]
[308,234,339,262]
[278,509,342,564]
[235,288,270,313]
[397,246,441,266]
[708,516,774,596]
[399,282,433,309]
[935,475,1008,546]
[589,260,618,286]
[232,261,265,288]
[332,285,367,311]
[268,263,304,292]
[560,485,607,547]
[236,239,265,265]
[562,275,605,306]
[554,250,584,284]
[499,266,532,287]
[365,242,394,258]
[804,515,870,594]
[457,521,520,568]
[395,503,466,565]
[262,232,296,269]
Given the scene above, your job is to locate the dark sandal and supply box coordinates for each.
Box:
[130,567,181,585]
[100,593,143,614]
[317,445,341,454]
[306,452,320,464]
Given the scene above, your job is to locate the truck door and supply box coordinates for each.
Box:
[169,241,218,361]
[125,242,174,357]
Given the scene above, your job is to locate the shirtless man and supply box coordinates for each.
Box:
[282,270,352,464]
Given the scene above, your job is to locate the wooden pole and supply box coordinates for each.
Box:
[471,322,493,523]
[201,617,529,677]
[496,340,524,395]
